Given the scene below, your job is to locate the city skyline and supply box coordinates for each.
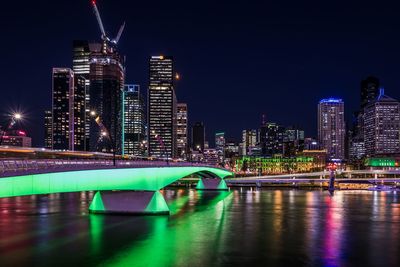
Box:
[2,1,400,146]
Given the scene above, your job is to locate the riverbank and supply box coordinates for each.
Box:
[169,180,374,190]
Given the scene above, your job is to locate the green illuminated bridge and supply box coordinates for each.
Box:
[0,164,233,215]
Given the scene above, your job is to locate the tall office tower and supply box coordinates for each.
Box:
[73,41,91,79]
[52,68,74,150]
[176,103,188,159]
[52,68,87,151]
[44,110,52,149]
[89,43,125,153]
[122,84,146,156]
[72,76,86,151]
[318,98,345,160]
[242,129,257,155]
[361,76,380,108]
[259,123,285,156]
[73,40,94,151]
[283,127,305,157]
[148,55,176,158]
[191,122,205,152]
[364,89,400,156]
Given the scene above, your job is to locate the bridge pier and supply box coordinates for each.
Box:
[196,178,228,190]
[89,191,170,215]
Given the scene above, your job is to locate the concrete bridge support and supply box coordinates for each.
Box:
[196,178,228,190]
[89,191,170,215]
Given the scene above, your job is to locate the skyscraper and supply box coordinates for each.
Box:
[44,110,52,149]
[176,103,188,159]
[242,129,257,155]
[52,68,74,150]
[318,98,345,160]
[51,68,86,151]
[361,76,380,108]
[148,56,176,158]
[89,43,125,153]
[364,89,400,156]
[72,76,86,151]
[259,123,285,156]
[192,122,205,152]
[73,40,94,151]
[122,84,146,156]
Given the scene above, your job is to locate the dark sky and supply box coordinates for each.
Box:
[2,0,400,147]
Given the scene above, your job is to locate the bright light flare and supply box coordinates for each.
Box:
[13,113,22,120]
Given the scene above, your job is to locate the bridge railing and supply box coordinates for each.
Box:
[0,159,220,176]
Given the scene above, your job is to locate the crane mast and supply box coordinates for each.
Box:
[90,0,124,45]
[112,22,125,44]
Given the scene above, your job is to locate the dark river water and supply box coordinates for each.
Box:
[0,188,400,267]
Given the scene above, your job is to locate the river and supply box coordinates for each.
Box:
[0,188,399,267]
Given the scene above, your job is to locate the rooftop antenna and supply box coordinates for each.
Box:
[262,114,266,125]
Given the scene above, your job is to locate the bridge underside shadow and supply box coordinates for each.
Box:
[195,171,229,190]
[89,170,231,215]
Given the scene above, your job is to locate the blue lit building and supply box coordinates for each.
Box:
[318,98,345,160]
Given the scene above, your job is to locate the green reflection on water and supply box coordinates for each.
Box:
[94,190,233,267]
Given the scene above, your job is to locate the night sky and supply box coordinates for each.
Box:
[2,0,400,147]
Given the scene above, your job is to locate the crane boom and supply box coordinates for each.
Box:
[112,22,125,44]
[91,0,107,40]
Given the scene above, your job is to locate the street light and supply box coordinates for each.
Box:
[153,131,169,165]
[14,113,22,120]
[90,110,116,166]
[0,113,23,146]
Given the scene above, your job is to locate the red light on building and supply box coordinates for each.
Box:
[17,131,26,136]
[327,163,337,171]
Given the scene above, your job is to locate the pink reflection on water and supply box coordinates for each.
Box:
[322,194,344,267]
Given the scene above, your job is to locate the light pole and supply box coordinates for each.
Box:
[152,130,169,165]
[90,110,116,166]
[0,113,23,146]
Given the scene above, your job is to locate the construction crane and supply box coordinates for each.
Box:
[90,0,125,46]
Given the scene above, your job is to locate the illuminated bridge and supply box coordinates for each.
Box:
[0,159,233,215]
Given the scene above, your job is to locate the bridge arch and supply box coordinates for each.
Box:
[0,166,233,215]
[0,166,233,199]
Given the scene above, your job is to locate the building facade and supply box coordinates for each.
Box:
[364,89,400,156]
[176,103,188,159]
[52,68,74,150]
[44,110,52,149]
[318,98,345,160]
[1,130,32,147]
[73,40,94,151]
[361,76,380,109]
[215,132,225,162]
[259,122,285,156]
[191,122,205,152]
[51,68,86,151]
[283,127,305,157]
[123,84,146,156]
[241,129,257,156]
[72,76,86,151]
[235,155,325,175]
[148,56,176,158]
[89,43,125,153]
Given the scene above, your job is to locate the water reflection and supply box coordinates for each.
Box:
[1,189,400,266]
